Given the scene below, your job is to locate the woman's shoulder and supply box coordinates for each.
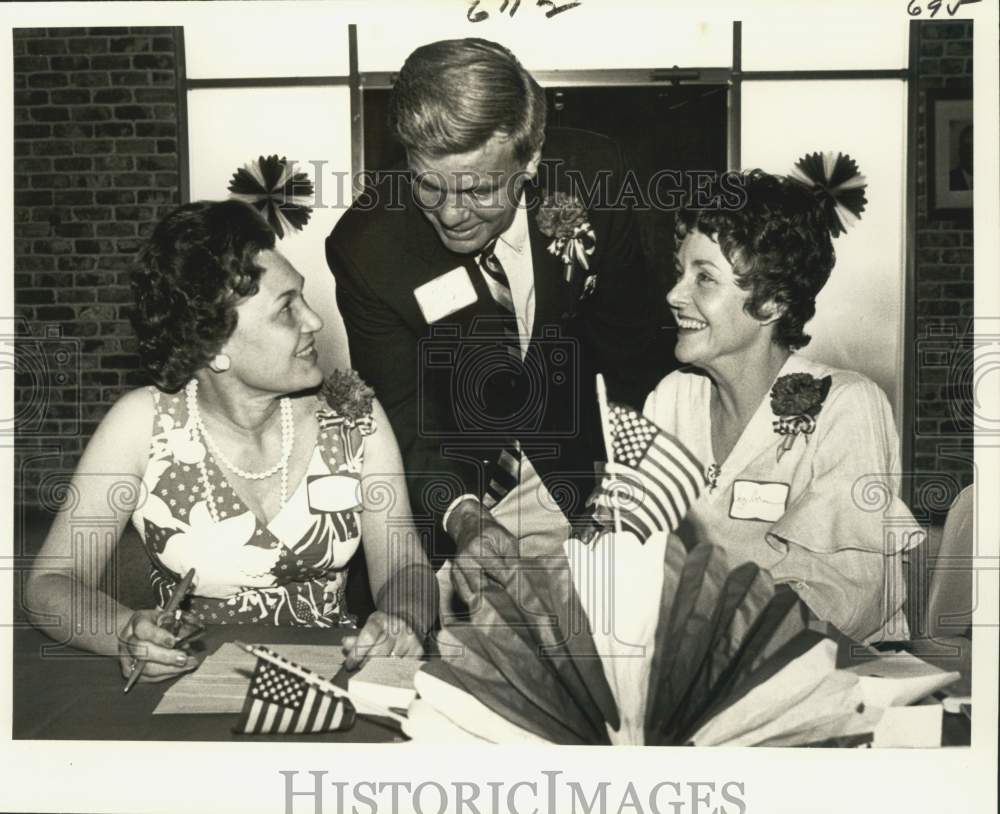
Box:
[83,386,160,473]
[644,366,710,415]
[782,356,895,440]
[106,385,159,424]
[779,353,883,396]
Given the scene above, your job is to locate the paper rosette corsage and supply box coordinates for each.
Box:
[789,151,867,237]
[407,535,959,746]
[228,155,314,239]
[536,192,597,284]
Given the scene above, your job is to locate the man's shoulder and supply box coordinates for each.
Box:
[329,168,412,229]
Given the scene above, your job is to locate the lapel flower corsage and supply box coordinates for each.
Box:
[770,373,832,462]
[319,369,376,436]
[536,192,597,287]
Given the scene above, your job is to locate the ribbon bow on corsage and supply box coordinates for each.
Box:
[770,373,832,462]
[536,192,597,287]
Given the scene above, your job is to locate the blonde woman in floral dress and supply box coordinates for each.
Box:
[639,168,923,643]
[26,200,437,684]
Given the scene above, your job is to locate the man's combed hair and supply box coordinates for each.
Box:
[130,200,275,391]
[388,38,547,163]
[676,170,836,350]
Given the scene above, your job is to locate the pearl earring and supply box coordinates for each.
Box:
[211,353,231,372]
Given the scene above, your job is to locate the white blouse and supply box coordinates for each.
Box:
[643,353,924,642]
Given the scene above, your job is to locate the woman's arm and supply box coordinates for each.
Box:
[343,398,438,668]
[24,388,196,679]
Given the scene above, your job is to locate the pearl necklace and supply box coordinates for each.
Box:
[185,379,294,523]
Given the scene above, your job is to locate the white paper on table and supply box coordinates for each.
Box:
[154,643,345,714]
[405,670,548,744]
[846,650,961,708]
[871,704,943,747]
[348,656,422,711]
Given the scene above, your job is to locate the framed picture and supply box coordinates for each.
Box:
[927,88,973,219]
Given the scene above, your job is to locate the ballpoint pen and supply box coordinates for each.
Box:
[123,567,196,694]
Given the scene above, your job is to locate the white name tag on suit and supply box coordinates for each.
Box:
[729,480,790,523]
[413,267,478,324]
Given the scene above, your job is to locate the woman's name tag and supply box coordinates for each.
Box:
[414,267,477,323]
[729,480,789,523]
[307,474,363,514]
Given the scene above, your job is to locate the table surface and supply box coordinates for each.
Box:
[12,625,971,745]
[12,624,404,743]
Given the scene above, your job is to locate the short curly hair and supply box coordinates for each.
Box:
[676,170,836,350]
[130,200,275,391]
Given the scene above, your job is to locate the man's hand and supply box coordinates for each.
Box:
[341,611,423,672]
[445,497,519,605]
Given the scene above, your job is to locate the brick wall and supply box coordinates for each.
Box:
[911,20,974,524]
[13,27,181,509]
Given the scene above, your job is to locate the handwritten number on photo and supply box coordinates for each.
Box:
[907,0,981,17]
[467,0,582,23]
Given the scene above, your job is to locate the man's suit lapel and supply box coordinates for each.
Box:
[526,184,576,338]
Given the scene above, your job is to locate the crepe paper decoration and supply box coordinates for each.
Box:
[420,551,619,745]
[228,155,314,239]
[409,534,952,746]
[789,151,867,237]
[589,403,706,541]
[234,644,355,735]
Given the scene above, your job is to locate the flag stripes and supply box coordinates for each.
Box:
[592,404,706,541]
[234,646,355,735]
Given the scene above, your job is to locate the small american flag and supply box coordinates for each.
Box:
[235,646,355,735]
[593,404,706,541]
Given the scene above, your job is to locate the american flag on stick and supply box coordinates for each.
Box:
[234,643,356,735]
[592,401,706,541]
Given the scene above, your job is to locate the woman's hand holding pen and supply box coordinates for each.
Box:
[117,609,204,684]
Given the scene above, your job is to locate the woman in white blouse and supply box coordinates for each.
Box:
[643,169,922,642]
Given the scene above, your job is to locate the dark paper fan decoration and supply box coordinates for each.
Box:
[414,536,879,745]
[790,151,867,237]
[423,553,620,744]
[228,155,314,239]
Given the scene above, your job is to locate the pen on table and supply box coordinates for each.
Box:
[123,566,196,694]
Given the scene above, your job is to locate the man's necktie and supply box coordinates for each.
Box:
[477,241,522,509]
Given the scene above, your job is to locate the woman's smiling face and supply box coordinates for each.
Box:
[666,229,770,372]
[220,249,324,395]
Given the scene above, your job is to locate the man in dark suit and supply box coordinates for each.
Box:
[326,38,672,570]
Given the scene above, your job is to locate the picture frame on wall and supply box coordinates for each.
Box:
[927,87,973,219]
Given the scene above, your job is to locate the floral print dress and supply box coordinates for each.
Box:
[130,386,374,627]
